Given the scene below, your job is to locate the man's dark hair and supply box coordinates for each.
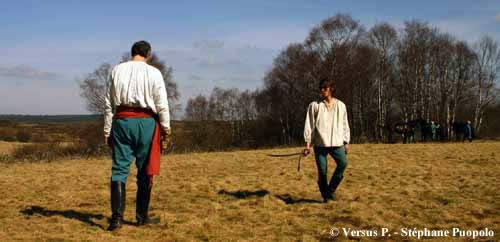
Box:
[319,77,335,96]
[131,40,151,58]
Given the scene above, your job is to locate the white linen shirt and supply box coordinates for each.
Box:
[303,99,350,147]
[104,61,170,137]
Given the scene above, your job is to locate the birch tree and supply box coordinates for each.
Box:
[473,35,500,134]
[369,22,397,142]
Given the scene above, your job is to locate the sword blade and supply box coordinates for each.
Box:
[266,152,304,157]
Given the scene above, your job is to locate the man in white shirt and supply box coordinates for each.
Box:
[303,78,350,203]
[104,40,170,231]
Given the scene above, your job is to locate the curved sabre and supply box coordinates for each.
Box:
[267,152,306,172]
[266,152,304,157]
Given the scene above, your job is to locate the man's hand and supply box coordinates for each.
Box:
[303,144,312,156]
[344,144,350,155]
[161,128,171,152]
[161,128,171,137]
[105,136,112,148]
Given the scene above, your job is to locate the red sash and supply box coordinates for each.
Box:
[115,106,161,187]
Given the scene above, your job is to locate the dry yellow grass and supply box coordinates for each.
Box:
[0,142,499,241]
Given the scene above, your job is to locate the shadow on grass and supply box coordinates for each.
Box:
[218,189,270,199]
[19,205,135,229]
[275,194,323,204]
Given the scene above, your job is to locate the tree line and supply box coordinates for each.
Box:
[185,13,500,148]
[79,13,500,151]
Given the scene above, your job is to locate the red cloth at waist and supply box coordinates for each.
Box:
[115,106,161,186]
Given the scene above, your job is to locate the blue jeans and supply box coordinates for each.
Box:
[313,146,348,199]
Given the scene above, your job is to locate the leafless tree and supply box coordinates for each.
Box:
[259,43,322,145]
[473,35,500,134]
[396,20,434,122]
[185,94,209,121]
[79,63,111,114]
[184,86,260,147]
[369,22,397,142]
[79,53,180,118]
[237,90,258,121]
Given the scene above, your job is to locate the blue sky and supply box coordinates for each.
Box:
[1,0,499,116]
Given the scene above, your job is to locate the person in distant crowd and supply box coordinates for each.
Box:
[407,126,416,143]
[431,121,437,141]
[435,122,441,141]
[104,40,171,231]
[303,78,350,203]
[464,120,473,142]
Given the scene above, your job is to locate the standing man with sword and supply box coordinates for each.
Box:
[303,78,350,203]
[104,40,171,231]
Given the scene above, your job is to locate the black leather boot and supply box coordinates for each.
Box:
[317,180,331,203]
[327,176,344,201]
[136,183,152,226]
[108,181,126,231]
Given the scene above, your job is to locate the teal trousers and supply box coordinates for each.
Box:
[111,117,155,189]
[313,146,348,199]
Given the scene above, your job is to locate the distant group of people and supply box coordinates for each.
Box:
[395,119,474,143]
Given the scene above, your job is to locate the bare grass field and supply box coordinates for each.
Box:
[0,142,499,241]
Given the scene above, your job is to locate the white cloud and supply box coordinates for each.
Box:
[217,72,265,86]
[224,24,309,50]
[193,40,225,50]
[188,75,204,81]
[196,57,242,68]
[0,65,59,80]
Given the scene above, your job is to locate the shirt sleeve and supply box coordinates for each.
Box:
[153,71,171,131]
[304,102,317,144]
[103,71,114,137]
[343,104,350,144]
